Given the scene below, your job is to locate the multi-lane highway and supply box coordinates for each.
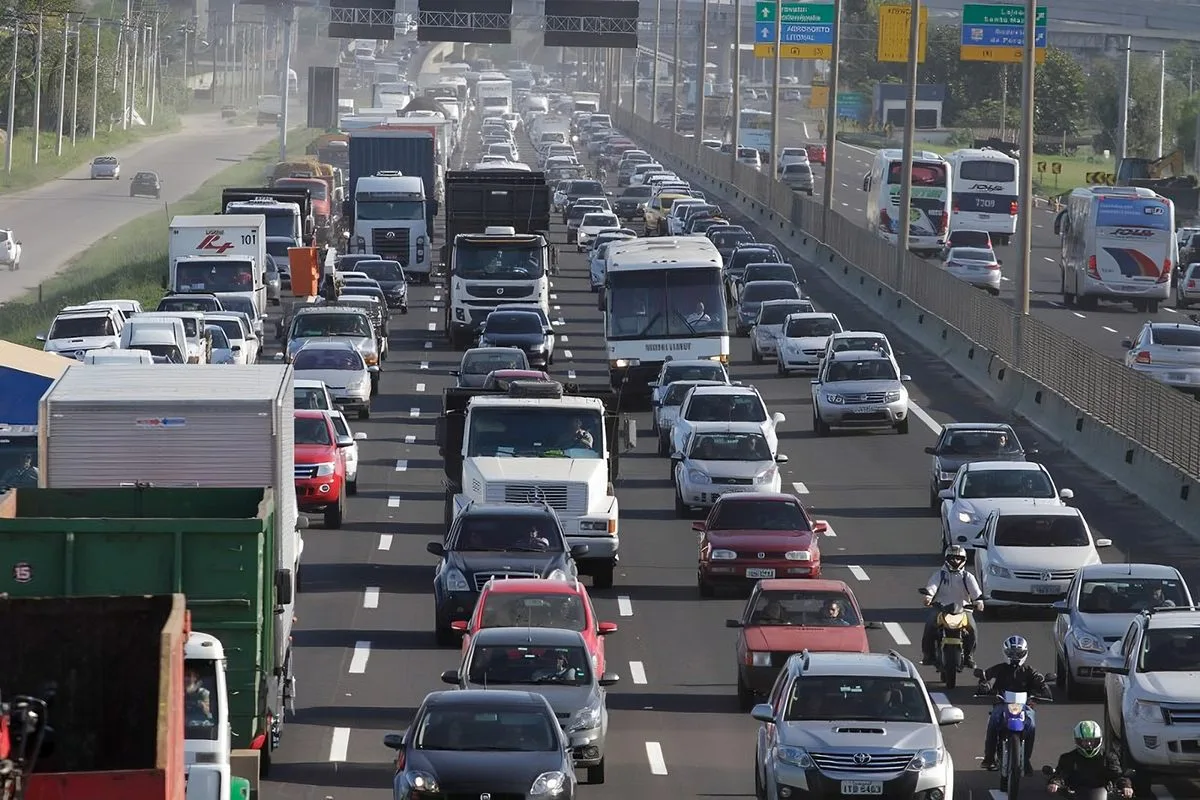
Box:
[259,109,1200,800]
[0,111,287,303]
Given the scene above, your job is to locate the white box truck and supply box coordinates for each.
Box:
[168,214,268,315]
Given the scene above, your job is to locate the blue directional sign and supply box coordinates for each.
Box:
[960,4,1047,63]
[961,24,1047,48]
[753,2,833,59]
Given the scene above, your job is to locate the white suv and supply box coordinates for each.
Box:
[752,650,963,800]
[1103,608,1200,795]
[38,306,124,360]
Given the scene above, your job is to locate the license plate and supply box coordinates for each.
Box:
[746,568,776,579]
[841,781,883,796]
[1031,583,1061,595]
[1167,372,1188,382]
[941,637,962,645]
[851,406,882,414]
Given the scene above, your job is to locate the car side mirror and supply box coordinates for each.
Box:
[449,369,459,376]
[725,618,743,628]
[336,435,354,448]
[295,515,309,530]
[775,454,789,464]
[35,333,46,342]
[1051,600,1068,612]
[1095,538,1113,548]
[597,622,618,635]
[598,672,620,687]
[440,669,460,685]
[354,432,368,441]
[273,352,284,361]
[772,412,786,424]
[900,374,912,382]
[865,621,883,630]
[1059,488,1074,500]
[570,544,591,557]
[924,446,938,455]
[750,703,775,723]
[937,706,965,726]
[1120,338,1134,349]
[450,620,468,632]
[568,733,590,748]
[382,732,405,750]
[691,521,706,532]
[670,452,684,461]
[938,489,955,500]
[812,520,829,534]
[426,541,446,557]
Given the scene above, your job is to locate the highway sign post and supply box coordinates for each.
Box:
[960,4,1047,63]
[753,2,834,59]
[876,3,926,63]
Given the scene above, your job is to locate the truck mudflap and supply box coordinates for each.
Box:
[434,384,629,488]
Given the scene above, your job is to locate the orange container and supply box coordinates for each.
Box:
[288,247,320,297]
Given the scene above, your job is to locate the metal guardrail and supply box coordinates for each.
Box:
[611,108,1200,481]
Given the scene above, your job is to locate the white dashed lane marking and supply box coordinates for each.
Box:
[847,565,870,581]
[405,434,416,444]
[645,742,668,775]
[618,595,633,616]
[348,641,371,674]
[378,534,393,550]
[363,587,380,608]
[564,350,574,359]
[884,622,911,646]
[416,383,426,392]
[420,361,429,370]
[328,728,350,762]
[629,661,648,685]
[395,460,408,472]
[409,408,420,418]
[792,481,809,494]
[388,496,400,508]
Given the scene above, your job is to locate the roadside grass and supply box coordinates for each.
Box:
[0,128,320,348]
[0,114,183,193]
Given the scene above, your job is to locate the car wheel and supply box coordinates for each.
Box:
[591,560,615,590]
[751,343,761,364]
[358,407,370,420]
[586,759,605,784]
[737,674,755,711]
[674,490,688,518]
[657,435,669,457]
[347,478,358,496]
[434,624,459,647]
[929,486,940,512]
[896,417,910,434]
[324,492,344,529]
[698,573,714,598]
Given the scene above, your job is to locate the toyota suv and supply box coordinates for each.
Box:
[751,650,962,800]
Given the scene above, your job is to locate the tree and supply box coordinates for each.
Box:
[920,24,1009,126]
[1033,47,1087,136]
[1088,52,1188,157]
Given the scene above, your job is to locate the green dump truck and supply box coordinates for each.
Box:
[0,486,295,788]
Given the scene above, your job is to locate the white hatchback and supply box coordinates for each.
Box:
[939,461,1074,551]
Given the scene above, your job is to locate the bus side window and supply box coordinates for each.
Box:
[1053,209,1066,236]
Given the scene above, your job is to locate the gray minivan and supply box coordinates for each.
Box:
[780,161,814,195]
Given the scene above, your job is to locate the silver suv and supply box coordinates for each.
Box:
[810,349,912,435]
[751,650,963,800]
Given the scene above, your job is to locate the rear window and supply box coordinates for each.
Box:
[887,161,947,186]
[622,186,651,198]
[737,148,758,159]
[1152,327,1200,347]
[783,163,811,174]
[958,160,1015,182]
[567,181,603,195]
[993,514,1088,547]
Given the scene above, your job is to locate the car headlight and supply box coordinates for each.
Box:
[956,510,977,524]
[312,462,336,477]
[710,549,736,560]
[938,471,955,482]
[787,345,802,355]
[348,377,368,391]
[776,746,815,769]
[885,390,903,403]
[825,393,844,404]
[405,771,440,793]
[749,651,771,667]
[1070,629,1106,654]
[570,703,602,731]
[442,568,470,592]
[987,564,1012,579]
[907,747,945,771]
[530,771,567,796]
[754,466,778,484]
[686,469,711,484]
[545,568,568,581]
[1133,700,1162,721]
[784,550,811,561]
[530,343,547,351]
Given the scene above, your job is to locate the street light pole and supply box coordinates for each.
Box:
[5,17,19,173]
[894,0,921,277]
[821,0,842,237]
[1012,0,1037,365]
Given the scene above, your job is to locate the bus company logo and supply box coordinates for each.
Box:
[970,183,1003,192]
[1143,205,1166,215]
[12,562,32,583]
[645,342,692,352]
[134,417,188,429]
[1111,228,1155,238]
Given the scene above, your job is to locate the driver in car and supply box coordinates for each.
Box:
[564,417,594,449]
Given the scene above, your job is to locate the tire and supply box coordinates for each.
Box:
[737,675,755,710]
[358,407,370,420]
[896,417,910,434]
[347,478,358,496]
[586,759,605,784]
[1004,733,1023,798]
[674,490,688,518]
[751,344,762,364]
[591,560,615,590]
[941,644,961,690]
[929,486,940,512]
[435,625,459,647]
[657,435,669,457]
[698,575,714,598]
[324,492,344,529]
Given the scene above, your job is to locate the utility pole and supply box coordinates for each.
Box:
[672,0,681,133]
[5,16,18,173]
[121,15,131,128]
[768,0,782,167]
[33,13,43,165]
[1117,34,1131,161]
[732,0,742,149]
[894,0,921,274]
[131,21,140,122]
[821,0,843,237]
[1156,50,1166,159]
[651,0,662,124]
[91,18,100,139]
[55,16,69,157]
[278,3,294,163]
[1012,0,1037,365]
[149,16,159,125]
[696,0,709,155]
[71,21,80,146]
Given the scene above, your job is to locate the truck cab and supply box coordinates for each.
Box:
[184,632,237,799]
[350,171,431,278]
[436,380,636,589]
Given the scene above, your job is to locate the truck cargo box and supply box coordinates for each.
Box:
[444,170,550,241]
[0,593,188,800]
[347,131,438,230]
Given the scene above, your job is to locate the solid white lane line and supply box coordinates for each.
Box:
[425,341,433,349]
[416,383,426,392]
[420,361,429,370]
[1043,257,1055,263]
[427,322,437,331]
[378,534,393,550]
[349,641,371,674]
[567,369,577,380]
[617,595,633,616]
[645,742,668,775]
[564,349,574,359]
[388,496,400,508]
[364,587,380,608]
[847,565,870,581]
[1102,326,1117,333]
[909,402,942,434]
[410,408,420,418]
[792,481,809,494]
[629,660,648,685]
[884,622,911,646]
[395,460,408,472]
[1073,312,1086,319]
[405,434,416,444]
[328,727,351,762]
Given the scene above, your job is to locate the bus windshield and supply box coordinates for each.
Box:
[607,267,728,340]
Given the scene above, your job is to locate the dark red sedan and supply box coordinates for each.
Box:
[695,493,828,596]
[805,143,827,165]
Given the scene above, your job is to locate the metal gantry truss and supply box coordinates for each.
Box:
[544,13,638,34]
[417,9,511,31]
[329,6,401,26]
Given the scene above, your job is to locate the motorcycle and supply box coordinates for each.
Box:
[1040,765,1133,799]
[975,675,1054,800]
[918,588,969,689]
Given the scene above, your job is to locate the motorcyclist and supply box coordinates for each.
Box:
[1046,721,1132,799]
[977,635,1050,774]
[921,545,983,667]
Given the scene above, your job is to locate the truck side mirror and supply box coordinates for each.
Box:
[274,567,294,606]
[622,416,637,450]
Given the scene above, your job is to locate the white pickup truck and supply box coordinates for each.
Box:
[0,228,21,270]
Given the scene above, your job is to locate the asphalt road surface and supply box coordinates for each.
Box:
[774,115,1189,363]
[258,113,1200,800]
[0,111,289,304]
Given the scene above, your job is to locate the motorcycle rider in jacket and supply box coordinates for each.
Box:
[978,635,1049,774]
[921,545,983,667]
[1046,720,1132,800]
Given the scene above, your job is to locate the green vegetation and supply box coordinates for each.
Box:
[0,129,320,347]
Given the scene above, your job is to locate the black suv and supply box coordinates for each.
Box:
[129,171,161,198]
[725,244,784,302]
[429,502,588,644]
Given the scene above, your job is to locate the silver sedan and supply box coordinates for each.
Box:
[672,424,787,517]
[941,246,1002,295]
[90,155,120,179]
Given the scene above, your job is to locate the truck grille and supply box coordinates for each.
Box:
[810,751,914,773]
[1163,705,1200,725]
[467,283,537,300]
[295,464,318,479]
[371,228,410,264]
[473,571,539,591]
[486,481,587,514]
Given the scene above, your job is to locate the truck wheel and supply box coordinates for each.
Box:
[259,741,272,777]
[324,493,344,529]
[347,478,358,496]
[592,561,615,590]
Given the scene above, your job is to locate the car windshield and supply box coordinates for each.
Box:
[784,677,930,723]
[712,231,754,249]
[452,515,564,552]
[1138,628,1200,672]
[467,644,592,687]
[951,248,996,262]
[266,239,292,258]
[568,204,601,220]
[939,429,1020,455]
[825,359,898,382]
[743,283,800,303]
[359,261,406,281]
[485,313,542,334]
[466,407,602,458]
[355,200,425,221]
[582,213,618,228]
[758,302,813,325]
[183,659,221,741]
[294,313,370,338]
[622,186,651,198]
[293,348,363,371]
[688,433,772,461]
[785,317,839,337]
[686,393,766,423]
[748,590,861,626]
[48,315,114,338]
[294,387,331,410]
[413,706,558,752]
[175,260,255,294]
[662,364,725,385]
[463,350,528,374]
[294,416,332,445]
[1152,327,1200,347]
[663,382,713,406]
[709,499,810,532]
[729,249,781,271]
[454,240,545,280]
[960,469,1055,499]
[746,266,798,283]
[568,181,603,196]
[479,592,587,631]
[993,514,1088,546]
[1077,578,1188,614]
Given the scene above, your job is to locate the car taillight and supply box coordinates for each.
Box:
[987,262,1000,270]
[952,201,960,213]
[1189,279,1197,289]
[1135,351,1152,364]
[1158,259,1172,283]
[1009,201,1018,216]
[1087,255,1101,279]
[938,214,948,234]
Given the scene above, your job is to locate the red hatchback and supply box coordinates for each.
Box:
[805,143,827,165]
[294,410,347,529]
[450,577,618,674]
[695,493,828,596]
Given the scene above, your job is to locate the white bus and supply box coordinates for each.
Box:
[1056,186,1174,312]
[737,108,773,155]
[603,237,729,394]
[863,149,951,256]
[946,148,1019,245]
[475,79,513,114]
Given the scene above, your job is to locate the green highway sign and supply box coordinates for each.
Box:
[755,2,835,25]
[961,4,1047,26]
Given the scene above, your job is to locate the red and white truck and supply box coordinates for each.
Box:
[168,214,268,315]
